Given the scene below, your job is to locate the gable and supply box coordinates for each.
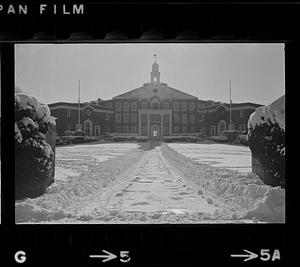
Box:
[113,83,198,100]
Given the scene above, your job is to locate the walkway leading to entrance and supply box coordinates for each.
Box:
[69,144,219,221]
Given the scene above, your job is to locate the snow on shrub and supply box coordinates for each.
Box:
[247,95,285,187]
[15,91,57,199]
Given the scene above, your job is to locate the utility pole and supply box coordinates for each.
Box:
[229,79,232,131]
[78,80,81,131]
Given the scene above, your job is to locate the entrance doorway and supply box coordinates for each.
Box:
[150,125,160,139]
[218,120,227,136]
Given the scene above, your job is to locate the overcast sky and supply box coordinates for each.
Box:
[15,43,285,106]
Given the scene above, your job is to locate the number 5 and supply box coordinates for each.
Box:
[260,249,271,261]
[120,251,130,263]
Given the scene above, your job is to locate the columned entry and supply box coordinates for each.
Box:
[138,109,172,138]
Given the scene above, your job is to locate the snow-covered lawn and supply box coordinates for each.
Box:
[55,143,139,181]
[168,143,252,173]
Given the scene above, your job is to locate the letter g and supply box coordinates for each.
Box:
[15,251,26,264]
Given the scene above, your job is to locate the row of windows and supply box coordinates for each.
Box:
[116,113,197,124]
[116,102,137,111]
[115,101,208,111]
[116,113,137,123]
[116,126,137,133]
[65,124,106,133]
[173,126,195,133]
[65,109,110,120]
[173,113,195,124]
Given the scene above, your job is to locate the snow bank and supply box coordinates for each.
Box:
[248,95,285,131]
[55,166,79,181]
[168,143,252,173]
[15,144,146,223]
[161,143,285,223]
[245,186,285,222]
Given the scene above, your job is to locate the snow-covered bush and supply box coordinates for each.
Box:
[247,95,285,187]
[15,92,56,199]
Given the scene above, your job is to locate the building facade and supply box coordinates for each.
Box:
[49,102,113,136]
[49,58,262,137]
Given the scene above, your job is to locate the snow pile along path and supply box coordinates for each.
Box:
[161,143,285,223]
[15,143,145,223]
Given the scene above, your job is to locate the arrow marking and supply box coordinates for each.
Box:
[231,249,258,262]
[89,250,117,262]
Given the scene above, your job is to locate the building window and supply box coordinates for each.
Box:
[163,127,169,136]
[163,102,169,109]
[105,127,110,133]
[105,113,110,120]
[123,126,129,133]
[240,110,245,118]
[116,113,121,122]
[131,126,137,133]
[200,127,206,133]
[181,114,187,124]
[66,109,71,117]
[182,102,187,111]
[151,100,160,109]
[141,114,148,123]
[174,126,179,134]
[174,102,179,111]
[95,125,101,136]
[123,102,129,111]
[210,125,216,136]
[131,102,137,111]
[66,123,71,131]
[239,124,246,132]
[141,102,147,109]
[116,102,121,111]
[190,126,195,133]
[163,114,169,123]
[150,114,160,123]
[189,102,195,111]
[199,114,205,121]
[116,126,121,133]
[141,127,147,136]
[123,114,129,123]
[174,113,179,123]
[131,113,137,123]
[198,103,205,109]
[190,114,195,124]
[182,126,187,133]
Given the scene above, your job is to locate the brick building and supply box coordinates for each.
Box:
[48,102,113,136]
[49,58,262,137]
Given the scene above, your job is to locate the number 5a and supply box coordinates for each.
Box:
[260,249,281,261]
[120,251,131,263]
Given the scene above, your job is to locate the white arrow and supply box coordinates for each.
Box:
[231,249,258,262]
[89,250,117,262]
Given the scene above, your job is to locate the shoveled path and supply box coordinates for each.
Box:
[65,145,227,223]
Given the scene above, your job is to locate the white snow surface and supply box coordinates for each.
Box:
[168,143,252,173]
[248,95,285,131]
[15,142,285,224]
[15,92,56,125]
